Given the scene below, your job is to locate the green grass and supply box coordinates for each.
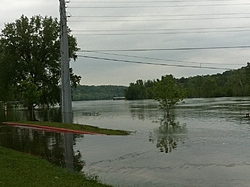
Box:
[0,146,112,187]
[14,121,130,135]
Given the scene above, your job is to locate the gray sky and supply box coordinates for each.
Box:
[1,0,250,86]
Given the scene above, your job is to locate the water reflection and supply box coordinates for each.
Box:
[0,107,62,123]
[128,100,159,121]
[36,107,62,122]
[0,124,85,172]
[149,114,187,153]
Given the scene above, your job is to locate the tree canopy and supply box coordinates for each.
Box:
[153,75,185,115]
[0,15,81,118]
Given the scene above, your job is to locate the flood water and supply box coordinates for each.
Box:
[1,97,250,187]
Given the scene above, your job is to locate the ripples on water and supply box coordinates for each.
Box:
[1,97,250,186]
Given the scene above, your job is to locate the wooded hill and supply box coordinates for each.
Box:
[181,64,250,98]
[72,64,250,101]
[72,85,126,101]
[125,64,250,100]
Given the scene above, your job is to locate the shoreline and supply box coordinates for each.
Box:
[3,122,102,135]
[2,121,130,136]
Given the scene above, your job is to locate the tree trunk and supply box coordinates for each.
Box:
[27,104,36,121]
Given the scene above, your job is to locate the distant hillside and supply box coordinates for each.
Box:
[179,65,250,98]
[125,64,250,100]
[72,85,127,101]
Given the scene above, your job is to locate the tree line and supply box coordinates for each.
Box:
[72,85,126,101]
[125,63,250,100]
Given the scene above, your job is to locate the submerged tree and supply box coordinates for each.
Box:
[0,15,81,120]
[153,75,185,117]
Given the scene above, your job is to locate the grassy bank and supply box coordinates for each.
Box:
[0,146,112,187]
[13,121,130,135]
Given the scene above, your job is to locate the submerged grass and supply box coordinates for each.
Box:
[0,146,112,187]
[14,121,130,135]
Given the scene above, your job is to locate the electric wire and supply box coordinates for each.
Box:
[68,16,250,22]
[72,29,250,35]
[70,0,237,3]
[71,26,250,32]
[79,51,245,66]
[68,0,248,74]
[70,13,250,18]
[67,3,250,8]
[77,55,233,70]
[79,45,250,52]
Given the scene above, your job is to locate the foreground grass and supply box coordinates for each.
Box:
[14,121,130,135]
[0,146,112,187]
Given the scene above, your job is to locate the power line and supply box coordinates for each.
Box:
[79,51,246,66]
[72,29,250,35]
[70,0,236,3]
[71,25,250,35]
[67,3,250,8]
[71,26,250,32]
[79,45,250,52]
[77,55,233,70]
[68,0,249,72]
[69,16,250,22]
[70,12,250,18]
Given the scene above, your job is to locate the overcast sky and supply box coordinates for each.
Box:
[1,0,250,86]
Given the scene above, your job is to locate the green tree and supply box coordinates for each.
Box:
[244,63,250,95]
[153,75,185,117]
[125,80,144,100]
[224,71,244,96]
[0,42,15,102]
[125,79,154,100]
[0,15,81,120]
[20,77,42,120]
[201,77,218,97]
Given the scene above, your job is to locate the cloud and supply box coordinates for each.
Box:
[1,0,250,85]
[0,0,58,26]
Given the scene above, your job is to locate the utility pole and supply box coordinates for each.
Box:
[59,0,74,172]
[59,0,73,123]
